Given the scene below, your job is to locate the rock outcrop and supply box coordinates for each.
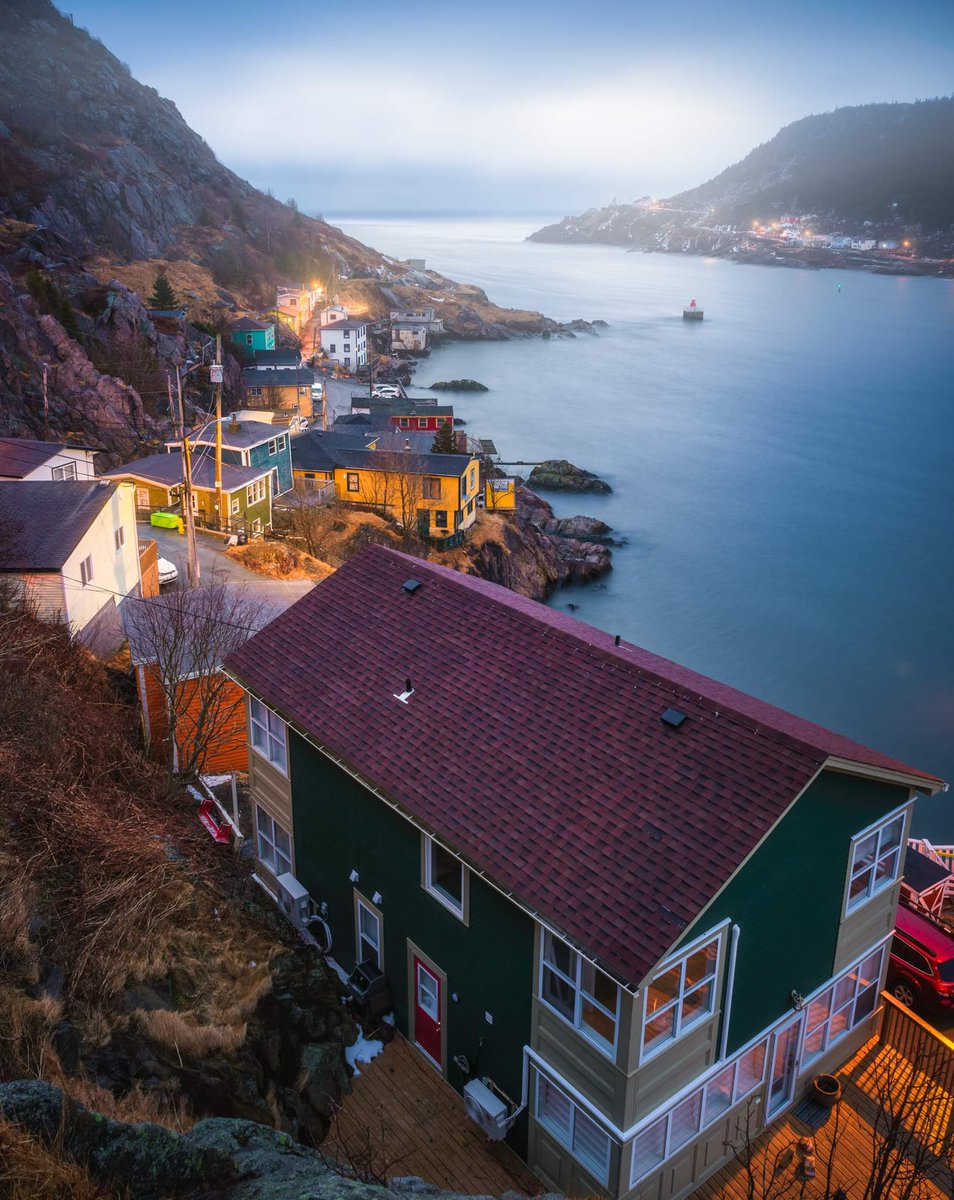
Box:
[527,459,612,494]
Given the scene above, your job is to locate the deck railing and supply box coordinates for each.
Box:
[908,838,954,897]
[878,991,954,1150]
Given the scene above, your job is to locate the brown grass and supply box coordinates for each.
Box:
[226,540,333,580]
[0,1117,108,1200]
[133,1008,247,1060]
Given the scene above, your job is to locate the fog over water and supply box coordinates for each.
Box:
[337,215,954,835]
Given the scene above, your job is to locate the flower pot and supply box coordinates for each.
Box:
[811,1073,842,1108]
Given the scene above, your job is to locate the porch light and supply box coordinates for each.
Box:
[790,989,805,1011]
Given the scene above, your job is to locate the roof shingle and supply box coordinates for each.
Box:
[0,480,117,570]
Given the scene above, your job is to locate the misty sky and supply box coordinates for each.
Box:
[64,0,954,216]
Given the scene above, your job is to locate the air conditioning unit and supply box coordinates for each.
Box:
[463,1078,508,1141]
[275,871,313,931]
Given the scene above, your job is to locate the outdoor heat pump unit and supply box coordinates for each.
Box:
[275,871,313,931]
[463,1078,508,1141]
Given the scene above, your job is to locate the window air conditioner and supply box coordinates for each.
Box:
[463,1078,508,1141]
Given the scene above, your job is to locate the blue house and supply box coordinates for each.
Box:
[167,416,293,497]
[231,317,276,353]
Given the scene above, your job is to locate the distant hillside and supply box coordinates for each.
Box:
[531,99,954,250]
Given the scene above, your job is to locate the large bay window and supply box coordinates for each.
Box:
[642,933,720,1058]
[540,930,620,1055]
[536,1074,611,1185]
[249,697,287,773]
[846,811,905,913]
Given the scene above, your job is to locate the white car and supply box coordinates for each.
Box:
[157,557,179,587]
[372,385,401,399]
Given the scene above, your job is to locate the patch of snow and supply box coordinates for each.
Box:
[201,773,233,787]
[186,785,205,804]
[345,1034,384,1077]
[381,1012,395,1026]
[326,956,351,986]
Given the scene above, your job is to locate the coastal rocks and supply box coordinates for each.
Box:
[428,379,489,392]
[527,459,612,494]
[0,1080,546,1200]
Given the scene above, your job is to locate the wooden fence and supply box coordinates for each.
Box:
[878,991,954,1151]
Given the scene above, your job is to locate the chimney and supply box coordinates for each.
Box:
[228,413,241,432]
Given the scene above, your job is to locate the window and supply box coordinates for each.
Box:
[630,1037,767,1185]
[249,697,287,773]
[256,804,292,876]
[79,554,94,585]
[276,435,287,452]
[802,946,886,1065]
[52,461,78,482]
[191,491,199,513]
[344,357,351,366]
[540,930,620,1054]
[246,334,254,346]
[418,418,427,429]
[423,476,441,500]
[847,812,905,913]
[642,934,720,1058]
[329,344,337,353]
[267,438,278,455]
[247,479,266,505]
[400,418,409,428]
[424,837,465,918]
[135,487,150,509]
[891,936,932,976]
[469,467,476,492]
[230,497,240,516]
[114,526,125,551]
[346,472,360,493]
[356,896,382,969]
[248,386,263,398]
[536,1075,611,1184]
[434,510,448,529]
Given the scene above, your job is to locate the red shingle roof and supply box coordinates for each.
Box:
[225,546,942,985]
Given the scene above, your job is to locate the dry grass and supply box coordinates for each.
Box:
[0,1117,109,1200]
[226,540,333,580]
[85,256,231,322]
[134,1008,247,1060]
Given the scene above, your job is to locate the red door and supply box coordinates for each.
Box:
[413,957,442,1067]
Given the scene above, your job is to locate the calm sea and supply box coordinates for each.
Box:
[333,215,954,837]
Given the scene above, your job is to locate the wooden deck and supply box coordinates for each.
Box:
[325,1032,543,1195]
[693,1034,954,1200]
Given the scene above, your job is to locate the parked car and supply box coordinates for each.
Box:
[372,385,401,398]
[157,557,179,587]
[887,904,954,1012]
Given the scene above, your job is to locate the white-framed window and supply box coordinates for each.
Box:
[630,1037,767,1185]
[230,497,240,515]
[256,804,292,877]
[114,526,125,551]
[249,696,287,773]
[190,491,199,513]
[642,931,720,1060]
[846,810,906,914]
[536,1073,611,1185]
[277,434,287,452]
[424,836,465,919]
[802,945,886,1064]
[267,438,278,455]
[79,554,94,585]
[248,386,263,398]
[135,487,150,509]
[247,479,266,505]
[540,929,620,1056]
[356,895,383,969]
[245,334,254,346]
[52,461,78,482]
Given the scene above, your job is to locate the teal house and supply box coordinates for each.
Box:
[230,317,276,352]
[166,415,293,497]
[224,547,943,1200]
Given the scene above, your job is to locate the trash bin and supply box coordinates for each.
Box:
[237,529,248,546]
[348,961,391,1018]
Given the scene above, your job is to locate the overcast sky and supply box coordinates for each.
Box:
[64,0,954,216]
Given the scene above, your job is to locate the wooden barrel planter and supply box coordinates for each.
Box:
[812,1073,842,1107]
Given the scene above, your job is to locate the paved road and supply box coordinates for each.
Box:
[141,523,315,607]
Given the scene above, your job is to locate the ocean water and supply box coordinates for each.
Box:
[333,215,954,836]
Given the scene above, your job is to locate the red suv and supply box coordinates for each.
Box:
[888,905,954,1012]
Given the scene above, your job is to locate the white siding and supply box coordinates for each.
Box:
[19,448,97,482]
[61,484,141,635]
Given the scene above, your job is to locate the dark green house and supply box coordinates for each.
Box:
[224,546,943,1200]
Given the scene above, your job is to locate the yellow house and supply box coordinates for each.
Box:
[485,477,516,510]
[243,367,315,418]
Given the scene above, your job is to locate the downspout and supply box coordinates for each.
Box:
[720,924,741,1061]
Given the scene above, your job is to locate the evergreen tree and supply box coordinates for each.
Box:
[431,422,462,454]
[148,271,178,310]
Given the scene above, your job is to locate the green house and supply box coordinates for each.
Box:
[224,547,943,1200]
[230,317,276,353]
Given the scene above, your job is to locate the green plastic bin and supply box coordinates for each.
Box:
[150,511,181,530]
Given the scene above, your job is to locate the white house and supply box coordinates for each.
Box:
[319,319,368,371]
[0,437,99,482]
[319,304,349,328]
[0,480,142,652]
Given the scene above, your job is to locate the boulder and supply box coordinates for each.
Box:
[299,1041,351,1116]
[527,460,612,494]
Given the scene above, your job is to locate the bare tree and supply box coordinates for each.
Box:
[125,583,269,787]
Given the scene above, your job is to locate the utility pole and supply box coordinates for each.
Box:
[213,334,223,532]
[171,370,201,588]
[42,363,49,440]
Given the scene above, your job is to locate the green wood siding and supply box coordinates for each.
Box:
[289,732,535,1153]
[681,769,909,1054]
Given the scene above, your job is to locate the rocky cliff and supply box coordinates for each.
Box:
[530,99,954,258]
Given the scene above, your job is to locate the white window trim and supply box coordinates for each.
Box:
[255,803,293,877]
[842,802,910,918]
[52,461,78,482]
[355,892,384,971]
[423,835,467,920]
[538,927,620,1059]
[637,922,727,1067]
[800,943,887,1067]
[535,1070,613,1186]
[79,554,94,586]
[248,695,289,776]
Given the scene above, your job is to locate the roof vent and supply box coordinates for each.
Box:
[402,578,421,594]
[661,708,687,729]
[394,678,414,704]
